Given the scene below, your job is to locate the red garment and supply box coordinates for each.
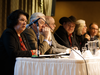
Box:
[31,50,35,55]
[19,37,37,56]
[19,36,27,51]
[68,33,72,46]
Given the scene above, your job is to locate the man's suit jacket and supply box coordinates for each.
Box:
[0,28,32,75]
[87,31,98,41]
[23,27,52,55]
[54,26,80,49]
[23,27,68,54]
[51,33,68,53]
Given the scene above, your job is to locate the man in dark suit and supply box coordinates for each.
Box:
[54,16,79,49]
[45,16,70,54]
[87,23,98,41]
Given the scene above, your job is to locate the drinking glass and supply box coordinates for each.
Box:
[82,47,87,54]
[85,43,88,50]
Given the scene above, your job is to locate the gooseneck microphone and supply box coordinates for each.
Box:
[28,18,41,57]
[37,25,39,57]
[41,18,72,45]
[41,18,88,75]
[29,18,88,75]
[71,48,88,75]
[28,18,41,27]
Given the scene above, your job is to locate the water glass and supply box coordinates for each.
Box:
[82,47,87,54]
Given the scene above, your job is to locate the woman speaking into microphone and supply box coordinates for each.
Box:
[0,9,37,75]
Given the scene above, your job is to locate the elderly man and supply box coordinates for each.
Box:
[45,16,70,54]
[87,23,98,41]
[23,13,52,55]
[54,16,79,49]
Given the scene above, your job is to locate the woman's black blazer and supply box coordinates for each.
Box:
[0,28,32,75]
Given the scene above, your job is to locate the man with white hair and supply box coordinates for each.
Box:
[23,12,52,55]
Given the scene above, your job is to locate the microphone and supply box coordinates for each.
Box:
[37,26,39,57]
[27,18,41,57]
[33,18,88,75]
[71,48,88,75]
[28,18,41,27]
[41,18,88,75]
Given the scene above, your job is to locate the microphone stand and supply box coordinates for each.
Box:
[41,18,67,45]
[36,22,39,57]
[71,48,88,75]
[28,18,41,57]
[41,18,88,75]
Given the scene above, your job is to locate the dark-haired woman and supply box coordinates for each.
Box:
[0,9,37,75]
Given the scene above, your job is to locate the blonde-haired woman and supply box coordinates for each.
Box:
[75,19,90,52]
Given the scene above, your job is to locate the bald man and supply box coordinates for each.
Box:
[45,16,70,54]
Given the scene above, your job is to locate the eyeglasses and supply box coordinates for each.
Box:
[67,24,75,28]
[49,23,56,26]
[84,26,87,27]
[91,27,98,31]
[38,20,46,25]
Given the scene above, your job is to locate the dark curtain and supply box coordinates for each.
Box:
[0,0,52,37]
[0,0,33,36]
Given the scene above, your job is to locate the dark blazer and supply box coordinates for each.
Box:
[76,34,88,52]
[54,26,79,49]
[51,33,68,53]
[0,28,32,75]
[87,31,98,41]
[24,26,68,54]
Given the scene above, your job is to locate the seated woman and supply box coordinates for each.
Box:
[0,9,37,75]
[75,19,90,52]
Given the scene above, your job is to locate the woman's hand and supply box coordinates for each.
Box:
[85,34,90,41]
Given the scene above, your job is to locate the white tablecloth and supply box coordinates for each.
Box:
[14,57,100,75]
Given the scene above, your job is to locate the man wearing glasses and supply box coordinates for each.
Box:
[45,16,70,54]
[23,13,52,55]
[54,16,79,49]
[87,23,98,41]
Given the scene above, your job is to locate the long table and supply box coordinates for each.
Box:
[14,57,100,75]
